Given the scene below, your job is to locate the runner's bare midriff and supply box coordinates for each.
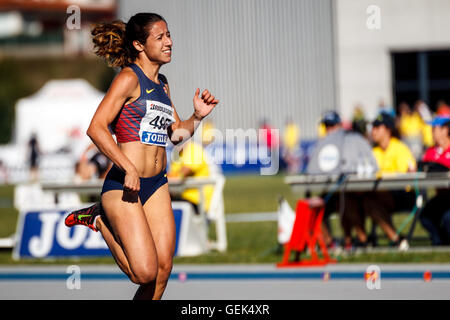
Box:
[119,141,167,178]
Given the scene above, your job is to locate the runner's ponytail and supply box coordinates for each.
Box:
[91,20,130,68]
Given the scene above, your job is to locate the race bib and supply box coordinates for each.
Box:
[139,100,175,146]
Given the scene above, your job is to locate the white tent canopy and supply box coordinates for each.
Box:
[15,79,104,154]
[0,79,105,183]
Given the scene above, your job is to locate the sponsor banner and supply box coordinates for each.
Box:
[166,140,316,175]
[13,203,206,259]
[173,207,182,256]
[13,208,110,259]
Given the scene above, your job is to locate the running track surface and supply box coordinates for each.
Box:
[0,264,449,300]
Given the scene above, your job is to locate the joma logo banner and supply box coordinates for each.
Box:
[14,209,110,259]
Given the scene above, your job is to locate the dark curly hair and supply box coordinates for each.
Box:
[91,13,166,68]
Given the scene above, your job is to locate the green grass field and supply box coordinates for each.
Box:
[222,174,298,213]
[0,174,448,265]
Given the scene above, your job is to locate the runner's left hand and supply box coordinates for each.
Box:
[193,88,219,120]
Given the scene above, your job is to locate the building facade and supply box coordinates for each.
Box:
[120,0,337,139]
[335,0,450,120]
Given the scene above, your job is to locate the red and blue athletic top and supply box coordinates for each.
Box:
[111,63,175,147]
[422,145,450,169]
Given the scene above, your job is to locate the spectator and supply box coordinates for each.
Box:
[74,143,112,182]
[351,104,368,137]
[377,99,396,118]
[419,115,450,245]
[436,100,450,116]
[372,112,417,173]
[364,111,416,248]
[397,102,424,159]
[306,110,378,250]
[201,119,216,146]
[27,133,41,182]
[414,100,434,149]
[259,118,279,151]
[258,119,280,174]
[282,118,301,174]
[168,140,215,214]
[307,111,342,247]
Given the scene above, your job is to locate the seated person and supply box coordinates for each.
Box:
[362,112,416,248]
[168,140,214,214]
[75,143,112,182]
[419,115,450,245]
[306,110,378,250]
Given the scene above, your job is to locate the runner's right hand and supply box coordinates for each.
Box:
[124,169,140,193]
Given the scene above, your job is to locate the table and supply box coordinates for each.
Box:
[285,172,450,194]
[285,172,450,244]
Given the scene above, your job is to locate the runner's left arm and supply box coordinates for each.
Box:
[164,81,219,145]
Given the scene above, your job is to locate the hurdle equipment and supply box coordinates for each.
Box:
[277,199,337,267]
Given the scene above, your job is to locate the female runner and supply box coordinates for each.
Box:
[65,13,219,300]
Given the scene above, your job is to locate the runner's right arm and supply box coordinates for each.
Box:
[86,69,141,192]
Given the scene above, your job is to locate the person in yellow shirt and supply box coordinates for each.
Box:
[398,101,434,158]
[422,123,433,148]
[398,102,423,139]
[168,140,214,213]
[201,119,216,146]
[283,120,300,152]
[282,118,301,174]
[372,112,416,174]
[365,112,416,248]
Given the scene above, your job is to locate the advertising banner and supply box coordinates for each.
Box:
[13,202,208,259]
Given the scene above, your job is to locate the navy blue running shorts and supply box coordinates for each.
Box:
[101,165,168,205]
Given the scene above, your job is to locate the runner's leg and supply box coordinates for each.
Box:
[134,183,176,300]
[100,190,159,286]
